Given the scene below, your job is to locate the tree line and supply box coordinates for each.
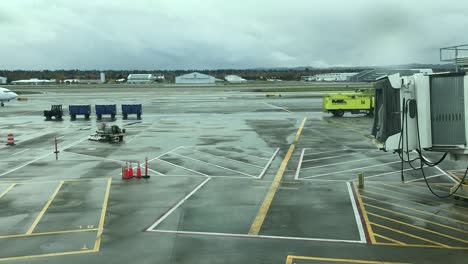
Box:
[0,68,368,83]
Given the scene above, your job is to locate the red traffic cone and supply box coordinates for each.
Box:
[129,162,134,177]
[136,162,142,178]
[124,162,131,179]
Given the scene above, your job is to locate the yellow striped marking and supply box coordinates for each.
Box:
[373,242,468,250]
[353,182,376,244]
[374,233,407,245]
[362,193,468,225]
[286,255,408,264]
[94,177,112,251]
[0,249,96,262]
[26,181,64,235]
[248,117,307,235]
[371,222,449,248]
[366,189,467,220]
[0,228,98,239]
[364,202,468,235]
[0,184,16,200]
[369,212,468,244]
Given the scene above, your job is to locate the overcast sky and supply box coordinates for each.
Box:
[1,0,467,70]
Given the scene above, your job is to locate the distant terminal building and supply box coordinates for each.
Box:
[11,78,56,85]
[127,74,155,84]
[63,79,101,84]
[349,68,434,82]
[0,76,7,84]
[100,72,106,83]
[314,73,358,82]
[175,72,215,84]
[225,75,247,83]
[301,76,316,82]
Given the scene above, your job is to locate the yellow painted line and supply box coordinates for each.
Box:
[362,187,468,219]
[374,242,468,250]
[361,193,468,225]
[94,177,112,251]
[368,212,468,244]
[0,249,96,262]
[0,228,98,239]
[374,233,406,245]
[286,255,408,264]
[364,203,468,235]
[26,181,64,235]
[248,117,307,235]
[353,183,376,244]
[0,184,16,199]
[370,222,449,248]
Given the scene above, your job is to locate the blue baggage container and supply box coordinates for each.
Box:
[122,104,142,120]
[69,105,91,120]
[95,104,117,120]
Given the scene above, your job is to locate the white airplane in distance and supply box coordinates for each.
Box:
[0,87,18,107]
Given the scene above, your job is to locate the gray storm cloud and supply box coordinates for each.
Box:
[1,0,467,69]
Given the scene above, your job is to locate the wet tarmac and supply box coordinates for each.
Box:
[0,84,467,263]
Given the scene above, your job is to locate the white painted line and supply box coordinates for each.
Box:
[155,158,210,177]
[0,136,88,177]
[147,177,211,231]
[183,146,270,160]
[147,146,184,163]
[258,148,280,179]
[149,174,254,179]
[169,152,256,178]
[297,178,352,182]
[302,161,401,179]
[302,149,350,156]
[405,173,444,183]
[294,148,305,180]
[63,151,125,164]
[263,102,292,113]
[301,154,395,170]
[303,153,360,162]
[147,168,165,176]
[346,182,366,243]
[148,230,365,244]
[11,149,30,156]
[182,147,264,169]
[357,168,414,180]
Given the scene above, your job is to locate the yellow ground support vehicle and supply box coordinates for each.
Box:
[323,93,374,117]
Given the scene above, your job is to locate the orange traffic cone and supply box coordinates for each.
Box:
[136,162,142,178]
[6,133,15,146]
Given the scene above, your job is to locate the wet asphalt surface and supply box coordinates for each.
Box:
[0,84,467,263]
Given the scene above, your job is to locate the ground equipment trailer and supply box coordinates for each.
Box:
[95,104,116,120]
[323,93,374,117]
[69,105,91,120]
[44,105,63,121]
[88,122,126,142]
[122,104,142,120]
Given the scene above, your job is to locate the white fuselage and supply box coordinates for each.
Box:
[0,87,18,104]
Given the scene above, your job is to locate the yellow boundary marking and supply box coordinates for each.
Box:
[0,249,96,262]
[361,193,468,225]
[286,255,408,264]
[248,117,307,235]
[26,181,64,235]
[369,212,468,244]
[353,183,376,244]
[0,228,98,239]
[362,188,468,219]
[364,202,468,235]
[94,177,112,251]
[0,184,16,199]
[370,222,449,247]
[374,233,406,245]
[0,177,112,261]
